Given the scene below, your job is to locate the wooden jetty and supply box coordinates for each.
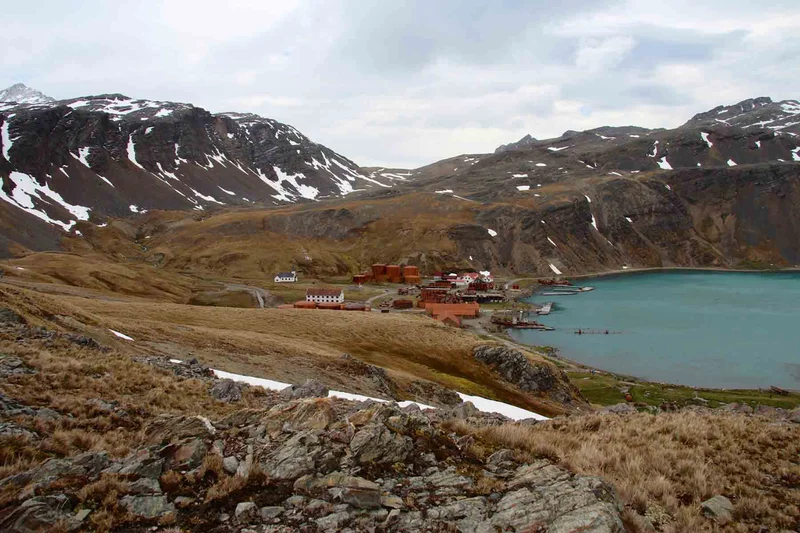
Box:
[541,291,578,296]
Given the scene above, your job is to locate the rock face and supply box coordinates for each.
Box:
[0,89,406,255]
[0,395,625,532]
[474,345,583,404]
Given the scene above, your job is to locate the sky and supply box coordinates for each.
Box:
[2,0,799,168]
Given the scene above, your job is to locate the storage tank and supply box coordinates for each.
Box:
[386,265,402,278]
[403,265,419,277]
[371,264,387,276]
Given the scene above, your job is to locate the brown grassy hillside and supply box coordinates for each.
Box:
[0,283,581,417]
[449,411,800,532]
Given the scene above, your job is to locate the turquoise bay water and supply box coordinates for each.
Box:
[509,271,800,389]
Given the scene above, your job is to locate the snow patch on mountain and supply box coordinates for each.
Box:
[549,263,562,275]
[127,136,145,170]
[657,156,672,170]
[0,172,90,231]
[701,132,713,148]
[1,120,13,160]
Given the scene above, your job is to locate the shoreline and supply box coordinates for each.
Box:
[497,271,800,397]
[567,265,800,281]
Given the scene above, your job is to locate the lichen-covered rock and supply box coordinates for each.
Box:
[142,414,215,445]
[210,379,243,403]
[120,494,175,519]
[701,495,734,522]
[280,379,330,400]
[350,423,412,465]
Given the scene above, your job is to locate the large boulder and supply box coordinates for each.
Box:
[209,379,243,403]
[120,495,175,519]
[350,423,413,465]
[142,414,215,445]
[0,494,73,533]
[294,472,381,509]
[280,379,330,400]
[701,495,733,523]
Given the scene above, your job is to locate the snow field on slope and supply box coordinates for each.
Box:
[0,171,90,231]
[207,368,546,420]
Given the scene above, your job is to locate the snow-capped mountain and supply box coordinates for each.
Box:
[683,96,800,136]
[0,88,404,238]
[0,83,55,105]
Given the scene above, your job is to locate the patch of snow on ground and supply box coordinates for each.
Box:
[549,263,562,275]
[664,184,672,191]
[271,166,320,201]
[727,159,737,166]
[547,237,557,247]
[700,132,713,148]
[145,127,154,135]
[435,190,454,194]
[77,147,91,167]
[190,188,224,204]
[535,163,546,167]
[629,134,640,138]
[547,146,569,152]
[596,134,615,140]
[512,173,528,178]
[218,186,236,195]
[648,141,659,157]
[656,156,672,170]
[516,185,530,191]
[625,217,633,223]
[0,172,90,231]
[609,172,622,176]
[109,329,134,341]
[791,147,800,162]
[1,120,13,160]
[487,229,498,237]
[127,136,145,170]
[590,214,598,231]
[781,102,800,114]
[456,393,547,421]
[755,141,761,148]
[129,205,139,213]
[584,194,591,203]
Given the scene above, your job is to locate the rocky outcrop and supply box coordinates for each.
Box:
[474,345,585,405]
[0,395,625,532]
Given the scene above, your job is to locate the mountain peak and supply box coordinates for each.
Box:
[495,133,538,153]
[0,83,55,105]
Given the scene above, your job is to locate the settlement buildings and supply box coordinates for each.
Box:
[274,271,298,283]
[306,288,344,304]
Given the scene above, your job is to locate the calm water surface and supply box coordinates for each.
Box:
[509,271,800,389]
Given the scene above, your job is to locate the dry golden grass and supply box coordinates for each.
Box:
[78,192,479,280]
[0,251,203,302]
[448,412,800,532]
[0,282,577,416]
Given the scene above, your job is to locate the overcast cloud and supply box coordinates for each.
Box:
[2,0,798,167]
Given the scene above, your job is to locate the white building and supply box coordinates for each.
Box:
[306,288,344,304]
[274,271,297,283]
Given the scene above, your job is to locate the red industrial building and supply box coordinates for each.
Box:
[425,302,480,318]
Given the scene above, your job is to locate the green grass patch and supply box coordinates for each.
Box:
[567,371,800,409]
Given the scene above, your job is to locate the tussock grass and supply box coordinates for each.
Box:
[0,283,577,416]
[448,412,800,532]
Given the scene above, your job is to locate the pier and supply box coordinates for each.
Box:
[537,302,553,315]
